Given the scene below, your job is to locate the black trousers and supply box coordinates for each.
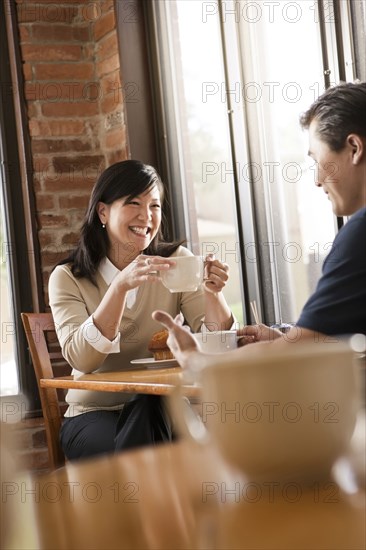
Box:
[60,394,175,461]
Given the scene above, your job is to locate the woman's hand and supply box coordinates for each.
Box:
[114,255,174,291]
[237,323,283,346]
[203,255,229,294]
[152,310,200,369]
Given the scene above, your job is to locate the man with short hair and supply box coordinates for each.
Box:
[153,82,366,367]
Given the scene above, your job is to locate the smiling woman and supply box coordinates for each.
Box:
[96,186,163,270]
[48,159,233,460]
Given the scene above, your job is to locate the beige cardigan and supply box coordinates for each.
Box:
[48,246,205,417]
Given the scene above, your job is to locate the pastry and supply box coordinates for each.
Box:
[148,330,174,360]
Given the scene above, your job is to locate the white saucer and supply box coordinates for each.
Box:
[130,358,179,369]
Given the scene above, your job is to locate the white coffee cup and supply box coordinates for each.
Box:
[160,255,203,293]
[193,330,237,354]
[170,340,361,483]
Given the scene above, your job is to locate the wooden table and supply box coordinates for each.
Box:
[40,366,200,397]
[4,436,365,550]
[25,364,364,549]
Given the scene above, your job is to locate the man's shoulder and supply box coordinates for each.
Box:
[345,207,366,227]
[323,207,366,272]
[334,207,366,245]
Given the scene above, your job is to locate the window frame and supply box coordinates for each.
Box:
[1,0,43,411]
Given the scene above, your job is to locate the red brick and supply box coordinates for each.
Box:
[39,234,63,252]
[59,195,90,210]
[25,81,101,102]
[105,127,126,150]
[97,33,118,60]
[107,149,127,165]
[79,2,100,23]
[28,104,39,119]
[33,175,42,192]
[96,52,120,79]
[61,231,80,245]
[17,4,77,24]
[38,231,54,247]
[22,62,33,80]
[47,119,86,136]
[72,210,87,226]
[38,214,69,229]
[53,155,105,174]
[31,23,90,42]
[100,70,121,96]
[29,119,47,137]
[32,157,52,174]
[35,63,94,81]
[93,11,116,41]
[19,24,31,42]
[100,0,115,14]
[32,138,92,154]
[36,193,55,210]
[22,44,82,61]
[73,26,90,41]
[41,102,99,117]
[62,232,81,248]
[31,24,72,41]
[100,93,119,114]
[85,119,100,135]
[83,43,95,61]
[29,119,86,137]
[43,174,93,192]
[82,81,102,101]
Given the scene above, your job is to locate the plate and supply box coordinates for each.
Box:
[130,357,179,369]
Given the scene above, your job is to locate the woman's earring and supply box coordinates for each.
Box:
[102,223,106,229]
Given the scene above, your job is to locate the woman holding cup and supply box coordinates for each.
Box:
[49,160,233,460]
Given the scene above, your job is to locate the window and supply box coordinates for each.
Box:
[142,0,361,326]
[0,184,18,395]
[148,0,245,323]
[0,0,42,410]
[234,0,337,324]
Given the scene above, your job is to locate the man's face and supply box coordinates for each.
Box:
[308,120,365,216]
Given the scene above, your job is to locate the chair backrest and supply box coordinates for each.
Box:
[21,312,71,469]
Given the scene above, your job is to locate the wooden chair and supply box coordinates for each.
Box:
[21,312,71,469]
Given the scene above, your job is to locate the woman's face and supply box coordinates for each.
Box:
[97,185,162,266]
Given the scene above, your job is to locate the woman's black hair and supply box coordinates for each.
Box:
[57,160,183,283]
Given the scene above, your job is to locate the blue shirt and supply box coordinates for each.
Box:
[297,207,366,336]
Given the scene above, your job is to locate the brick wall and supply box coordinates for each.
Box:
[16,0,128,303]
[14,0,129,470]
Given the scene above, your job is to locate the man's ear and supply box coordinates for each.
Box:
[97,201,107,224]
[347,134,365,165]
